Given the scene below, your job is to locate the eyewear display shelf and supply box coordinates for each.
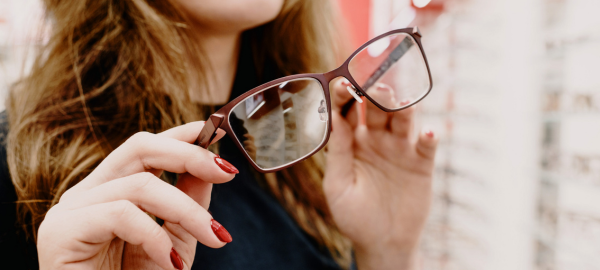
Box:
[415,0,600,270]
[538,0,600,270]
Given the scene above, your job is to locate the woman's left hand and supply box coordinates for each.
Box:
[324,79,438,270]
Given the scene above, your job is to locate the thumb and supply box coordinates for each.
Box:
[323,112,356,201]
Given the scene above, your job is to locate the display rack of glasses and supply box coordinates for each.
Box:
[537,0,600,269]
[411,0,600,269]
[0,0,11,106]
[536,0,565,268]
[404,0,599,268]
[416,0,506,268]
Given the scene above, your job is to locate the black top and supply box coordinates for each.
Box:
[0,33,343,269]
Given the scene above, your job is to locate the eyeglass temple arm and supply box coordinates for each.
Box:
[341,36,415,116]
[195,114,224,148]
[362,37,414,90]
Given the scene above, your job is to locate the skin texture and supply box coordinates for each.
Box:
[37,1,438,269]
[179,0,285,104]
[176,0,284,34]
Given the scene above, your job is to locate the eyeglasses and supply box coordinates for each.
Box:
[195,27,433,172]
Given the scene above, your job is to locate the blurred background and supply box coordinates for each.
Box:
[1,0,599,269]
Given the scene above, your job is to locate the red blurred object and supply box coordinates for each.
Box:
[337,0,371,50]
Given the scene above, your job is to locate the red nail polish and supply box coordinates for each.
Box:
[170,248,183,270]
[211,219,232,243]
[214,157,239,174]
[425,130,434,138]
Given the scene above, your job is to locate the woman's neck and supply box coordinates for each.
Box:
[191,32,241,105]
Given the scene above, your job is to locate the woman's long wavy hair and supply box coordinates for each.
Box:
[7,0,352,267]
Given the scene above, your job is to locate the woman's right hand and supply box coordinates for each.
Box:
[37,121,238,270]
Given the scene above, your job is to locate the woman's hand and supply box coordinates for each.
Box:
[37,122,236,270]
[324,79,438,270]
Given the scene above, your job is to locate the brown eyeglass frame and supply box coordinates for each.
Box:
[194,26,433,173]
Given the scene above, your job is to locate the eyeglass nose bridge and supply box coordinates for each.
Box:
[195,114,224,148]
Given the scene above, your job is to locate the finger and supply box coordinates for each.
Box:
[330,78,361,127]
[158,121,226,145]
[164,222,198,256]
[123,222,199,269]
[322,112,356,201]
[390,99,415,138]
[367,83,401,108]
[164,222,197,268]
[364,89,392,130]
[176,172,213,209]
[80,131,237,191]
[57,200,174,270]
[416,129,439,160]
[331,78,354,112]
[64,172,229,248]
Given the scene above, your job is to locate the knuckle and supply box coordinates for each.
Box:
[59,188,75,203]
[126,172,159,199]
[131,131,153,140]
[394,112,413,124]
[139,171,158,181]
[395,113,411,122]
[45,203,62,217]
[416,144,435,159]
[178,199,200,223]
[126,131,154,148]
[38,204,69,242]
[131,172,157,187]
[37,219,53,243]
[146,221,165,241]
[113,200,137,219]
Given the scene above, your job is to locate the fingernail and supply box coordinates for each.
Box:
[211,219,232,243]
[214,157,239,174]
[170,248,183,270]
[425,130,434,138]
[376,84,389,91]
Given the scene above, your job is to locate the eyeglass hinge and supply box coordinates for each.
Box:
[195,114,224,148]
[412,26,422,37]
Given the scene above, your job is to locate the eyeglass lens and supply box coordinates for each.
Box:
[229,78,328,170]
[348,33,430,110]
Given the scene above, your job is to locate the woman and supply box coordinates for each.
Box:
[0,0,438,269]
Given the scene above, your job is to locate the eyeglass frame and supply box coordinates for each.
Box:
[194,26,433,173]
